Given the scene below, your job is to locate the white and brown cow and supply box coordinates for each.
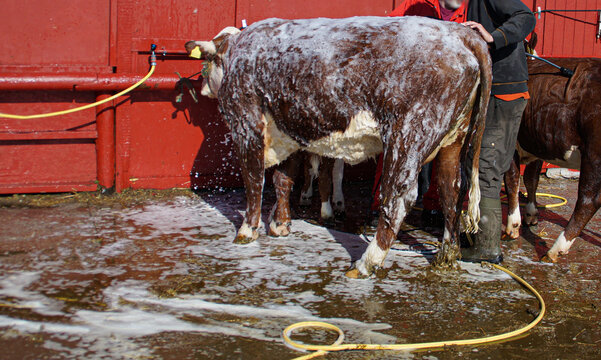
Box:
[187,16,492,277]
[504,57,601,262]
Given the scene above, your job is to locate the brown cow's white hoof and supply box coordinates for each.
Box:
[344,261,373,279]
[268,221,290,237]
[544,232,575,262]
[234,223,259,244]
[320,201,334,220]
[541,253,557,263]
[505,207,521,240]
[503,225,520,241]
[347,241,387,278]
[345,266,369,279]
[524,203,538,226]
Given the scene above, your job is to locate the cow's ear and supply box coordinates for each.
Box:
[212,27,241,52]
[193,40,217,56]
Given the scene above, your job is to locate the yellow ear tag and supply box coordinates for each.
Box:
[190,46,202,59]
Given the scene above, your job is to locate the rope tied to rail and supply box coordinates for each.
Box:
[283,263,546,359]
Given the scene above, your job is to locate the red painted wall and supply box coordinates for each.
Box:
[1,0,600,194]
[532,0,601,57]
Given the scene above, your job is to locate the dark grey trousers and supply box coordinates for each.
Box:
[469,97,528,199]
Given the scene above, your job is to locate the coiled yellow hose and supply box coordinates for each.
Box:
[284,263,545,359]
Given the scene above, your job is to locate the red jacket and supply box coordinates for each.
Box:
[389,0,468,23]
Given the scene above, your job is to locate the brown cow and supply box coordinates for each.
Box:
[504,57,601,262]
[187,16,491,277]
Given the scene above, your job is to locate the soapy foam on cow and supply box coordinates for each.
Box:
[198,16,490,268]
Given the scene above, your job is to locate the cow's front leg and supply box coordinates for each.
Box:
[503,153,522,239]
[346,145,417,278]
[234,126,265,244]
[523,160,543,226]
[545,158,600,262]
[269,154,300,237]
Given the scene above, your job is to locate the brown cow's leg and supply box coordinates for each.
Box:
[300,153,319,206]
[523,160,543,226]
[504,153,522,239]
[545,157,600,261]
[269,154,300,237]
[233,116,265,244]
[346,143,418,278]
[332,159,345,214]
[318,157,335,220]
[431,142,463,268]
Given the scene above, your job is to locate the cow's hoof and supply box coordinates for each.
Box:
[502,231,519,241]
[344,262,372,279]
[333,201,345,214]
[299,196,311,206]
[541,253,557,263]
[233,235,256,244]
[432,241,460,269]
[524,215,538,227]
[234,225,259,244]
[345,267,370,279]
[268,221,290,237]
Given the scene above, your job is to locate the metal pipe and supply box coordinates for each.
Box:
[0,73,202,91]
[95,93,115,190]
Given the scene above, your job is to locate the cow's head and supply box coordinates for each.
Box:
[185,27,241,99]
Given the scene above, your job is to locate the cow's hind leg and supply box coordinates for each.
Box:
[318,157,335,220]
[269,153,300,237]
[332,159,345,214]
[300,153,319,206]
[346,144,418,278]
[545,156,601,262]
[431,142,464,268]
[523,160,543,226]
[504,153,522,239]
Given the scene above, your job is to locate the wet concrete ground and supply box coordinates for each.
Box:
[1,176,600,359]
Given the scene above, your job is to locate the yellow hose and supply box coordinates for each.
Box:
[0,65,156,119]
[284,263,545,359]
[500,192,567,209]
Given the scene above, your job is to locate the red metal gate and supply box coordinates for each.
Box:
[1,0,600,194]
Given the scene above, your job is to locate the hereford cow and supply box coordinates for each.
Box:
[504,57,601,262]
[186,16,492,277]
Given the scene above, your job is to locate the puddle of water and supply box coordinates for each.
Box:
[0,179,600,359]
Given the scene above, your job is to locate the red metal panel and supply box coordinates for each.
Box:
[236,0,395,28]
[0,139,97,193]
[114,0,238,191]
[0,0,111,69]
[0,0,112,194]
[537,0,601,57]
[0,91,99,193]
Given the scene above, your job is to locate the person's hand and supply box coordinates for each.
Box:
[462,21,494,43]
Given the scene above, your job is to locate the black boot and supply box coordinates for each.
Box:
[460,196,503,264]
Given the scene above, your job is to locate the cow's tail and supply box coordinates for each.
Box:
[464,39,492,233]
